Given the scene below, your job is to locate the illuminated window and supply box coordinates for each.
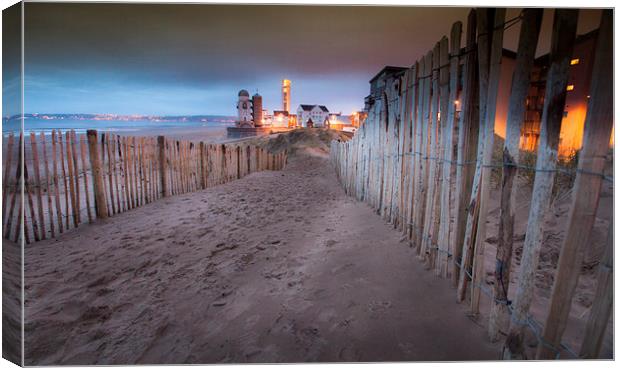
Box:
[570,58,580,65]
[566,85,575,91]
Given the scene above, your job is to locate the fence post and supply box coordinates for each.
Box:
[503,9,579,360]
[537,9,613,359]
[87,130,108,219]
[488,8,543,342]
[157,136,168,197]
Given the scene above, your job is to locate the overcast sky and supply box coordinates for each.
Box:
[14,4,602,116]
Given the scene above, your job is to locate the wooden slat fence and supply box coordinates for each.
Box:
[330,8,613,360]
[3,129,287,244]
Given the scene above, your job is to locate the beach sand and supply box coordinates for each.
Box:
[18,129,613,363]
[23,143,500,364]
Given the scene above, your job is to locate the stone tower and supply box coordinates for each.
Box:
[252,93,263,127]
[237,89,253,126]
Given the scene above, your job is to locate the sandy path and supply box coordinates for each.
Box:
[24,151,499,364]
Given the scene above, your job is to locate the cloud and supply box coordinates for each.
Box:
[22,4,602,115]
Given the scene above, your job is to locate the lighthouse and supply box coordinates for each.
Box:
[282,79,291,113]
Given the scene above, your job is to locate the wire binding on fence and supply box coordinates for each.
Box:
[3,130,289,243]
[361,151,614,183]
[331,141,596,359]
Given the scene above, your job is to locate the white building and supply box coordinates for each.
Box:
[297,104,330,128]
[237,89,253,125]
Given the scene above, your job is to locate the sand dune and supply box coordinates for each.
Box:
[20,129,611,363]
[23,145,499,364]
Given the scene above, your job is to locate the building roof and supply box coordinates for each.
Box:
[298,104,330,112]
[273,110,289,116]
[238,89,250,97]
[369,66,408,83]
[535,28,599,66]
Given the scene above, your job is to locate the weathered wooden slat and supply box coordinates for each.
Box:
[423,40,441,265]
[537,9,613,359]
[413,52,432,254]
[111,135,122,211]
[24,150,40,242]
[428,36,450,270]
[100,133,111,216]
[58,130,70,230]
[503,9,579,360]
[51,130,64,233]
[140,137,147,201]
[40,132,55,237]
[158,136,168,197]
[129,137,137,206]
[437,22,462,278]
[65,131,78,228]
[79,134,93,223]
[407,62,420,241]
[30,132,46,239]
[2,133,14,225]
[452,10,479,288]
[456,7,494,303]
[71,131,81,222]
[488,8,543,342]
[106,133,117,215]
[5,133,21,239]
[132,137,140,206]
[397,69,407,232]
[121,136,131,210]
[470,7,506,316]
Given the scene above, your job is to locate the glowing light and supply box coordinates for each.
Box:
[566,85,575,91]
[570,58,580,65]
[454,100,459,105]
[558,104,587,157]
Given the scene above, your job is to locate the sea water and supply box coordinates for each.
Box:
[2,119,233,136]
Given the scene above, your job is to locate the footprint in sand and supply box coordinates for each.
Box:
[367,300,392,314]
[330,263,354,275]
[338,344,361,360]
[324,239,338,247]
